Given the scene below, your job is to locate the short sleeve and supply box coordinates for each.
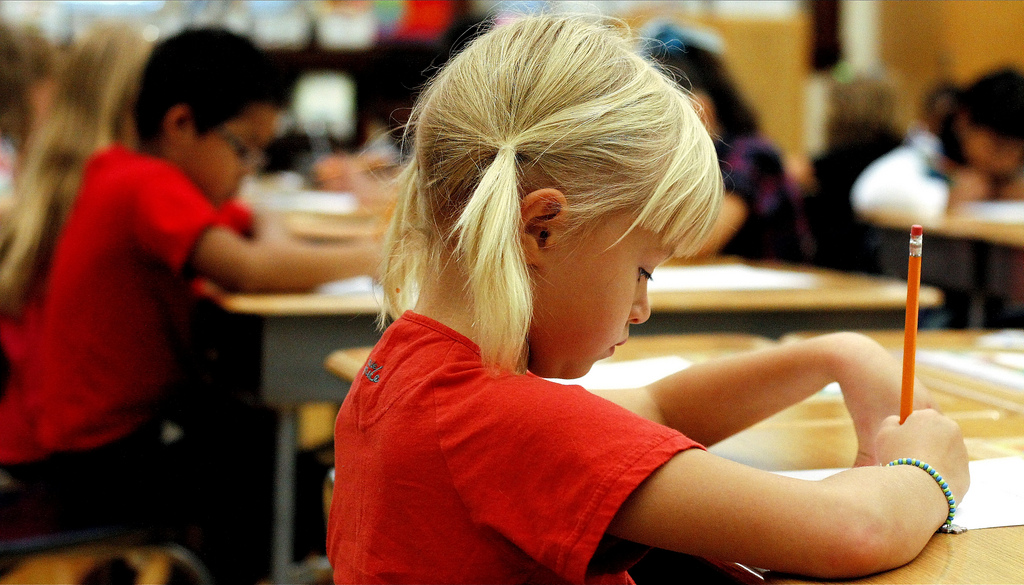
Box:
[129,167,218,272]
[433,374,701,582]
[214,199,255,236]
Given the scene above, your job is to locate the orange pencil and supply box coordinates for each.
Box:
[900,225,923,424]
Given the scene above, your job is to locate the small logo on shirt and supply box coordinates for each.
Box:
[363,360,383,383]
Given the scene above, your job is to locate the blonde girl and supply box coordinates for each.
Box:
[0,24,150,464]
[0,20,58,155]
[0,23,150,316]
[0,20,57,211]
[328,15,968,583]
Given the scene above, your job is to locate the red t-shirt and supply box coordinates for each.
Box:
[328,312,702,584]
[33,145,218,453]
[0,297,47,463]
[214,199,254,237]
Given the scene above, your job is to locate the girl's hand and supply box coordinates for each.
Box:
[829,333,937,467]
[875,409,970,505]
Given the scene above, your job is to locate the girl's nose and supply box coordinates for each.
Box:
[630,288,652,325]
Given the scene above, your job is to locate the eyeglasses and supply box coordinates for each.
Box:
[216,127,268,172]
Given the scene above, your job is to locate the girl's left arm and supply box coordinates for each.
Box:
[594,332,935,465]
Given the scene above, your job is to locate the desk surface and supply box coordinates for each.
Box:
[216,260,941,318]
[781,329,1024,416]
[327,332,1024,585]
[862,209,1024,249]
[285,211,383,242]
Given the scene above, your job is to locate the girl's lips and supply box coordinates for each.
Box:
[615,338,628,347]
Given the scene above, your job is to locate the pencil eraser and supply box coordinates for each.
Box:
[911,225,923,236]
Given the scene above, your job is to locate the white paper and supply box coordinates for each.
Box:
[547,356,692,390]
[264,190,359,215]
[916,349,1024,391]
[775,457,1024,530]
[960,201,1024,224]
[646,265,819,292]
[316,275,380,296]
[976,329,1024,351]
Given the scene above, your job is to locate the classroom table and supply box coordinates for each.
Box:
[863,208,1024,328]
[760,329,1024,583]
[781,329,1024,416]
[284,210,383,242]
[326,333,1024,585]
[208,261,940,584]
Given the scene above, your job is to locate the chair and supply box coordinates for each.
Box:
[324,347,373,384]
[0,474,213,585]
[323,468,335,525]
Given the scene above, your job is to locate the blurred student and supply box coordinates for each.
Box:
[0,20,58,207]
[0,23,151,470]
[804,71,903,272]
[1,28,375,583]
[645,21,814,262]
[852,68,1024,218]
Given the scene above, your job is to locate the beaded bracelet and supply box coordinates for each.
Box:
[887,458,960,532]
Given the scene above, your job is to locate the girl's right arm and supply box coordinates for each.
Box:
[606,409,969,578]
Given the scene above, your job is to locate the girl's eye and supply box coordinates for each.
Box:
[638,268,653,282]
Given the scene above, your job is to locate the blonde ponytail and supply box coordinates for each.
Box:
[453,145,531,370]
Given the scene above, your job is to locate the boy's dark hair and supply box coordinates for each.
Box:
[940,68,1024,164]
[961,68,1024,140]
[135,28,285,140]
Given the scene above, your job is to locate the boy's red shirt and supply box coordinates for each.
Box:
[32,145,219,453]
[328,311,703,583]
[0,149,254,463]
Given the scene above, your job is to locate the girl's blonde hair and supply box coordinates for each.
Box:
[0,21,58,149]
[826,74,903,150]
[382,15,723,371]
[0,23,152,316]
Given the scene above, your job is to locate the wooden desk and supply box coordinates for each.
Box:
[632,261,941,337]
[327,333,1024,584]
[864,210,1024,327]
[284,211,382,242]
[756,329,1024,582]
[217,260,943,407]
[781,329,1024,417]
[767,525,1024,584]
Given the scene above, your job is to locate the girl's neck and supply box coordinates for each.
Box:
[413,258,478,342]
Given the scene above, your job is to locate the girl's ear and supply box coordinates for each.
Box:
[521,188,568,266]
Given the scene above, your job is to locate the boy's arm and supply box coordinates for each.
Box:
[593,333,935,465]
[189,225,380,293]
[607,408,968,578]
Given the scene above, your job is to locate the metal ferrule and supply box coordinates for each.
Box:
[909,233,923,257]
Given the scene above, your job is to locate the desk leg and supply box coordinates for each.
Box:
[271,407,298,584]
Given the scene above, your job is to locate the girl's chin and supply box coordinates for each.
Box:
[530,358,598,380]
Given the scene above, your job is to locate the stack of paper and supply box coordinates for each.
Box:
[916,349,1024,392]
[646,265,820,292]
